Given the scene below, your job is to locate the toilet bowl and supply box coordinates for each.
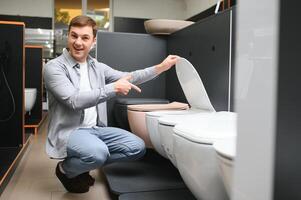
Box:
[114,98,170,131]
[173,112,237,200]
[157,112,212,166]
[214,137,236,197]
[25,88,37,114]
[146,109,200,158]
[145,57,215,158]
[127,102,188,147]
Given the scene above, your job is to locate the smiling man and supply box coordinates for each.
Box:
[43,15,179,193]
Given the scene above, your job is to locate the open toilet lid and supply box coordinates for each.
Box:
[173,112,237,144]
[176,58,215,112]
[213,137,236,160]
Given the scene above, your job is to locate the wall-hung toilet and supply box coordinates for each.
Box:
[145,57,215,158]
[173,112,237,200]
[157,113,213,166]
[213,137,236,197]
[146,109,200,158]
[25,88,37,115]
[114,98,170,131]
[127,102,188,147]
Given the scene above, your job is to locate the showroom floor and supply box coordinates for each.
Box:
[0,118,112,200]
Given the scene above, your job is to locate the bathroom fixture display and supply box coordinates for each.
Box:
[173,112,237,200]
[24,46,45,136]
[146,57,215,159]
[24,88,37,115]
[144,19,194,35]
[214,137,236,197]
[127,102,188,147]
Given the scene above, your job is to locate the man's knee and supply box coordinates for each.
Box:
[81,146,110,166]
[129,136,146,160]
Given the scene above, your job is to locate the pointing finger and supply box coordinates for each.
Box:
[130,83,141,93]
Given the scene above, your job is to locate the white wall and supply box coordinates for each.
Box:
[112,0,186,20]
[184,0,219,19]
[0,0,53,18]
[232,0,279,199]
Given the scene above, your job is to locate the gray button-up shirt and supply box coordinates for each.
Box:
[44,49,158,159]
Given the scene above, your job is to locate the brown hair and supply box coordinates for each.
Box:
[68,15,97,37]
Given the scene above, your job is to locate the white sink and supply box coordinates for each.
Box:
[25,88,37,114]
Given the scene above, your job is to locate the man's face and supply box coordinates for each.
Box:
[67,26,96,63]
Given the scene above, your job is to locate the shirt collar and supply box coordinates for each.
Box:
[63,48,95,69]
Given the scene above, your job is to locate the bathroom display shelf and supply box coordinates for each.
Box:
[24,46,44,136]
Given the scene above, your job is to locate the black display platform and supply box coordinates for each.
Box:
[103,150,187,195]
[0,147,21,179]
[119,189,196,200]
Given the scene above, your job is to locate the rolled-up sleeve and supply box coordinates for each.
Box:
[44,62,116,111]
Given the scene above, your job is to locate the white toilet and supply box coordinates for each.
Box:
[145,58,215,158]
[25,88,37,115]
[157,112,209,166]
[173,112,237,200]
[127,102,188,147]
[146,109,200,158]
[213,137,237,197]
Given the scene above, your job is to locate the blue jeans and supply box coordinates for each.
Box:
[61,127,146,178]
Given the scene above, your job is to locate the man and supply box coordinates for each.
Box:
[44,15,179,193]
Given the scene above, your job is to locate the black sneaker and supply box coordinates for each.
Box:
[55,162,90,193]
[79,172,95,186]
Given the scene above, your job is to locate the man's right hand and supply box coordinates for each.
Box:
[114,75,141,95]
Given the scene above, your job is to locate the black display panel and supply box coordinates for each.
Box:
[114,17,148,34]
[274,1,301,199]
[0,22,24,147]
[96,31,167,126]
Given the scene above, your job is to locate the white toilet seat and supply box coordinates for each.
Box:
[173,112,237,144]
[172,112,237,200]
[214,137,236,160]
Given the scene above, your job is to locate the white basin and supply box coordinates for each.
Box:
[144,19,194,35]
[25,88,37,114]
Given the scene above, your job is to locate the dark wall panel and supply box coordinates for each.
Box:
[0,15,52,29]
[0,22,24,147]
[167,10,231,111]
[114,17,148,34]
[96,31,167,125]
[274,1,301,199]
